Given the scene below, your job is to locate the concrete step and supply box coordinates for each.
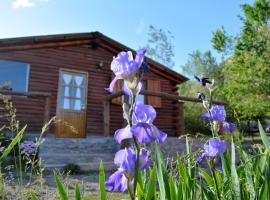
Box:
[40,153,115,164]
[38,135,120,172]
[44,161,116,172]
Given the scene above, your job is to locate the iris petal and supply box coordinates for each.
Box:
[105,170,128,192]
[114,126,133,144]
[105,76,119,93]
[131,123,153,144]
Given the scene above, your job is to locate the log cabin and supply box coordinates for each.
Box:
[0,31,188,139]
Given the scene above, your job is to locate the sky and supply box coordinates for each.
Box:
[0,0,254,74]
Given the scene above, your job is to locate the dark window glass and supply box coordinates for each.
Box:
[0,60,30,92]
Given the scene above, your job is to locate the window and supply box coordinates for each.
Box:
[60,71,87,111]
[0,60,30,92]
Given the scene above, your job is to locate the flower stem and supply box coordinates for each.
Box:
[128,93,140,199]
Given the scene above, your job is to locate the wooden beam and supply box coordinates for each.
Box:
[0,90,50,98]
[177,101,185,136]
[104,90,227,105]
[43,96,51,125]
[103,100,110,136]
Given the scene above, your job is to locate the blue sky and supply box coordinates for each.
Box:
[0,0,254,74]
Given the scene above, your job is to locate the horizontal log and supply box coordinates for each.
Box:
[0,90,50,98]
[104,90,227,105]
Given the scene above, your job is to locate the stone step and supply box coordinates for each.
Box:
[40,145,118,153]
[38,135,119,172]
[40,137,119,153]
[40,152,115,164]
[44,161,116,172]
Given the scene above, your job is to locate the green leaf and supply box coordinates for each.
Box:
[31,192,39,200]
[99,161,107,200]
[199,169,214,190]
[0,125,26,163]
[75,180,81,200]
[54,173,69,200]
[259,179,268,200]
[155,143,166,200]
[231,139,240,200]
[169,170,177,200]
[258,121,270,153]
[136,183,143,200]
[146,165,156,200]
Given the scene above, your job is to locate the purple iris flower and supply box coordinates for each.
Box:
[197,139,227,163]
[106,49,146,94]
[131,103,167,144]
[105,170,128,192]
[105,147,150,192]
[223,122,236,132]
[19,140,36,155]
[114,103,167,144]
[201,105,226,122]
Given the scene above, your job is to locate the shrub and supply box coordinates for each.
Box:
[63,163,80,175]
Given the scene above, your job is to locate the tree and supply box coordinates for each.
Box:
[181,50,225,99]
[212,0,270,121]
[144,25,175,68]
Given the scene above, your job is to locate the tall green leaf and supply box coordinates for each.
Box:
[155,143,166,200]
[231,139,240,200]
[54,173,69,200]
[0,125,26,163]
[75,180,81,200]
[258,121,270,152]
[169,170,177,200]
[146,165,156,200]
[99,161,107,200]
[31,192,39,200]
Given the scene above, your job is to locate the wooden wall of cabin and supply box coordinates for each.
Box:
[0,44,182,136]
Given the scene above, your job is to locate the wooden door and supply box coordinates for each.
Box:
[55,69,88,138]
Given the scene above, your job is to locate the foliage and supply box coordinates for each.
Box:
[212,0,270,121]
[145,25,175,68]
[99,161,107,200]
[63,163,81,175]
[178,50,227,135]
[178,81,211,135]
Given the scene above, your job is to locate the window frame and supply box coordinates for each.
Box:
[0,59,31,92]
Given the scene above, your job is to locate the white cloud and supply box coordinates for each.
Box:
[13,0,35,8]
[136,17,145,34]
[12,0,49,9]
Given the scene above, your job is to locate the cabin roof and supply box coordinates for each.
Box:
[0,31,188,83]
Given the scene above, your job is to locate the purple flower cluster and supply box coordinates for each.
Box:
[115,103,167,145]
[106,49,146,96]
[201,105,236,132]
[105,49,167,193]
[19,140,36,156]
[105,148,150,192]
[197,139,227,164]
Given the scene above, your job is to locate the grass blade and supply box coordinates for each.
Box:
[99,161,107,200]
[155,143,166,200]
[75,180,81,200]
[231,139,240,200]
[0,125,26,163]
[146,165,156,200]
[258,121,270,153]
[54,173,69,200]
[31,192,39,200]
[169,170,177,200]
